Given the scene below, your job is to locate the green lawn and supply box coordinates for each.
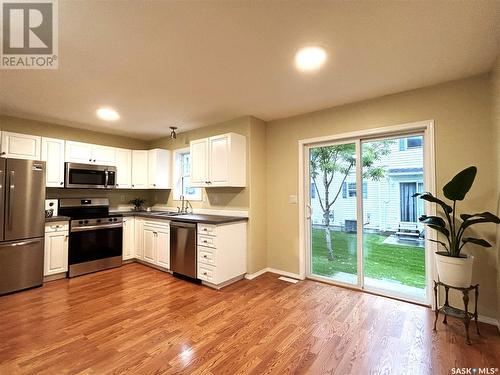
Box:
[312,229,425,289]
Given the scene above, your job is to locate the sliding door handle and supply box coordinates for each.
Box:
[306,204,313,220]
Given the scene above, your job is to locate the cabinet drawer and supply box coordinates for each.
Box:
[198,264,215,282]
[45,222,69,233]
[198,224,216,237]
[198,234,216,248]
[198,246,216,266]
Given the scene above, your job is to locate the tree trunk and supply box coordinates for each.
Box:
[324,209,334,261]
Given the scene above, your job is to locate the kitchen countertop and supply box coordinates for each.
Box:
[110,211,248,225]
[45,216,71,223]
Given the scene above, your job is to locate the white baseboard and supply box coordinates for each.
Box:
[478,315,500,330]
[245,268,268,280]
[245,267,304,281]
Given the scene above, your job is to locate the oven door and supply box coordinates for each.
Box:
[69,225,123,266]
[65,163,116,189]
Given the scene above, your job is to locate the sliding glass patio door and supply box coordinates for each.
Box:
[306,132,428,303]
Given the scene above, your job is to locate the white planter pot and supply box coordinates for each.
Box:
[435,253,474,287]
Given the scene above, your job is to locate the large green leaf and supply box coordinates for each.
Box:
[427,224,450,238]
[413,192,452,214]
[419,215,446,227]
[460,211,500,230]
[462,237,492,248]
[442,166,477,201]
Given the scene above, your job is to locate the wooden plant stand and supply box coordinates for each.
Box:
[433,280,479,345]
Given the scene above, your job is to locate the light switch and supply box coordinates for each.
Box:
[288,195,298,204]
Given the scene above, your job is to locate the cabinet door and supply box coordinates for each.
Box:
[122,217,135,260]
[142,225,156,264]
[190,138,209,187]
[65,141,93,163]
[44,231,68,276]
[156,227,170,268]
[1,132,41,160]
[134,219,143,259]
[92,145,115,166]
[148,149,171,189]
[132,150,148,189]
[41,137,65,187]
[209,135,230,186]
[115,148,132,188]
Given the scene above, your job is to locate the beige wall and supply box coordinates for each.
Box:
[492,55,500,321]
[248,117,268,272]
[266,74,498,317]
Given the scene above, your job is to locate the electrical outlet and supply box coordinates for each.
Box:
[120,195,125,202]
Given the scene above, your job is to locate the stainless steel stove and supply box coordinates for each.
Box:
[59,198,122,277]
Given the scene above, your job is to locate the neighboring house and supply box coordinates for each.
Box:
[310,136,425,232]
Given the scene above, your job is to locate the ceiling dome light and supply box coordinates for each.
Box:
[96,107,120,121]
[295,46,327,72]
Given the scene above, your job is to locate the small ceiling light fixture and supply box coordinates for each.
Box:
[96,107,120,121]
[294,46,327,72]
[170,126,178,139]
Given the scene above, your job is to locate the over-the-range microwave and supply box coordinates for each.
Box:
[64,162,116,189]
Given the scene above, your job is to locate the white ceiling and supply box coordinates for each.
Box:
[1,1,499,140]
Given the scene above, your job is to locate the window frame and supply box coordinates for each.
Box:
[172,147,202,201]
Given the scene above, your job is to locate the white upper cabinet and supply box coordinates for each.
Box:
[65,141,115,165]
[1,132,42,160]
[190,133,246,187]
[131,150,148,189]
[148,149,171,189]
[92,145,115,166]
[190,138,209,186]
[65,141,93,163]
[115,148,132,189]
[41,137,65,187]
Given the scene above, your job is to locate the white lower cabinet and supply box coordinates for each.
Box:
[197,222,247,288]
[141,220,170,268]
[44,222,69,276]
[122,217,135,260]
[134,218,144,259]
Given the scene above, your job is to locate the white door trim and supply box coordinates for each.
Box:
[298,120,437,306]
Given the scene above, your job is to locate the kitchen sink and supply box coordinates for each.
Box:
[151,211,184,216]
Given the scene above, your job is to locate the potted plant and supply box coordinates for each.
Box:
[414,166,500,287]
[129,197,146,212]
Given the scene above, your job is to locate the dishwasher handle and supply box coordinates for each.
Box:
[170,221,197,229]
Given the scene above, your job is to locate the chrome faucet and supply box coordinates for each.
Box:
[178,195,193,214]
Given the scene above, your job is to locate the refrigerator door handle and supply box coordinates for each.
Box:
[7,170,14,230]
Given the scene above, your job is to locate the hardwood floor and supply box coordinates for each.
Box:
[0,263,498,374]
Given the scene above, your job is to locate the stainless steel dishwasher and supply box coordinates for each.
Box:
[169,221,197,278]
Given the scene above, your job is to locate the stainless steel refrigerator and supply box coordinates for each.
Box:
[0,158,46,295]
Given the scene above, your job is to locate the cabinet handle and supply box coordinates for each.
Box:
[203,228,208,232]
[93,159,96,162]
[203,240,208,243]
[203,255,208,258]
[0,152,6,156]
[203,272,207,275]
[89,159,92,162]
[60,181,63,185]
